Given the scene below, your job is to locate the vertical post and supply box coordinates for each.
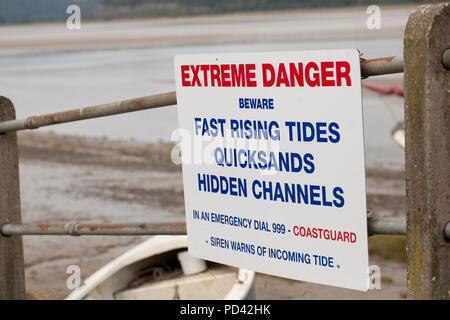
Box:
[404,4,450,299]
[0,97,25,300]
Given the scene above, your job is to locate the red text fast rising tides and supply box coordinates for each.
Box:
[180,61,352,88]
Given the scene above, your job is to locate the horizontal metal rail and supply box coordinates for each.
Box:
[360,56,404,78]
[0,55,409,134]
[3,219,449,239]
[0,217,412,237]
[0,222,187,236]
[367,217,406,236]
[0,92,177,133]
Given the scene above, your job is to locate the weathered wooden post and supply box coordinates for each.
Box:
[0,97,25,300]
[404,3,450,299]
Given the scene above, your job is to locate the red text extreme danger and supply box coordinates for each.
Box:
[180,61,352,88]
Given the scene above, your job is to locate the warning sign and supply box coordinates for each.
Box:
[174,49,369,291]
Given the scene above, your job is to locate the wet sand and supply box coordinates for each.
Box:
[18,131,406,300]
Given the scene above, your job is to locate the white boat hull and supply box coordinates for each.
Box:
[66,236,255,300]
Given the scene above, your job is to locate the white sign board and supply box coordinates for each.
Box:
[174,49,369,291]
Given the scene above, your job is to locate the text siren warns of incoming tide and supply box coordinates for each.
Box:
[174,49,369,291]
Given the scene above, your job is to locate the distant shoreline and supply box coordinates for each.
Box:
[0,4,417,29]
[0,4,413,52]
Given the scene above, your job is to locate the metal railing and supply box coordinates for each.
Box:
[0,52,448,240]
[6,216,443,238]
[0,91,177,133]
[0,55,425,240]
[1,222,187,236]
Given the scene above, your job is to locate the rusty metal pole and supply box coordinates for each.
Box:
[0,92,177,133]
[1,222,187,236]
[0,97,25,300]
[404,3,450,300]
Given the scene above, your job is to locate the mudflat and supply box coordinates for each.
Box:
[18,131,406,299]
